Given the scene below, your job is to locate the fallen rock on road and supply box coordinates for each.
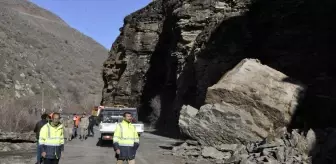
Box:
[179,59,305,145]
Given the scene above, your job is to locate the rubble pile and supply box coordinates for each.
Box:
[170,128,314,164]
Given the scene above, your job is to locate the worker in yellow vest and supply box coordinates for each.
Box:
[113,112,140,164]
[39,112,64,164]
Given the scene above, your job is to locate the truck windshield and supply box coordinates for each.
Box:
[99,109,138,123]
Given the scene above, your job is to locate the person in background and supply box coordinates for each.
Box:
[72,113,78,138]
[62,116,68,141]
[88,114,95,137]
[62,116,73,141]
[46,115,51,123]
[75,114,81,128]
[33,113,49,164]
[67,116,74,141]
[79,112,89,141]
[59,115,65,124]
[39,112,64,164]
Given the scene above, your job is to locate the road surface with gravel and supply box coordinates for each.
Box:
[0,128,188,164]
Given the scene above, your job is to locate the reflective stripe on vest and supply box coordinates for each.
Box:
[44,124,63,159]
[113,122,138,146]
[44,125,63,146]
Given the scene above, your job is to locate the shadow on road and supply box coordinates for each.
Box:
[146,129,187,140]
[96,138,114,148]
[159,141,184,150]
[159,145,173,150]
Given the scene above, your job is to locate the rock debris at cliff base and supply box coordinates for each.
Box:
[168,128,315,164]
[167,128,336,164]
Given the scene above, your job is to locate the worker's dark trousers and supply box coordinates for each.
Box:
[73,127,77,137]
[88,125,94,136]
[36,142,42,163]
[43,158,59,164]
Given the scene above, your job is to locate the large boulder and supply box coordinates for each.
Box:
[179,59,305,145]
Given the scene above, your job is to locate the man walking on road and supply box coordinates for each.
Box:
[79,112,89,141]
[63,116,74,141]
[33,113,49,164]
[39,112,64,164]
[72,113,79,138]
[113,112,140,164]
[88,114,95,137]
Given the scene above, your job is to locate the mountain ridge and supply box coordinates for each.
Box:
[0,0,108,113]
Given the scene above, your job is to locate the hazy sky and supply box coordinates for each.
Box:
[29,0,151,49]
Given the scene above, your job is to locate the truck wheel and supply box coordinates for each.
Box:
[99,134,103,146]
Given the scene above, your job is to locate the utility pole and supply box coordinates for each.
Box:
[42,88,44,109]
[41,76,45,114]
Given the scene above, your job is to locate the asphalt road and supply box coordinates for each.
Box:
[58,127,186,164]
[0,127,191,164]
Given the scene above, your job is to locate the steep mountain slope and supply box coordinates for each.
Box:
[102,0,336,132]
[0,0,108,111]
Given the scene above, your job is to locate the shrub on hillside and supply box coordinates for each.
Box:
[0,96,38,132]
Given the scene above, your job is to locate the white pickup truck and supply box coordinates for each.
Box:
[97,107,144,141]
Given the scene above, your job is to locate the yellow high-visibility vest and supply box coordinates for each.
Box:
[113,120,139,146]
[39,123,64,158]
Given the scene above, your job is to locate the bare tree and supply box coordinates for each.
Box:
[0,91,39,132]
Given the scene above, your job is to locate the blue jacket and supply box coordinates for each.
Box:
[34,119,48,139]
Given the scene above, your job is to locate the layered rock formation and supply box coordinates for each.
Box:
[0,131,35,142]
[102,0,336,133]
[102,0,253,127]
[0,131,36,163]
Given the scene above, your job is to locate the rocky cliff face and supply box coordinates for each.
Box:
[0,0,107,111]
[102,0,336,131]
